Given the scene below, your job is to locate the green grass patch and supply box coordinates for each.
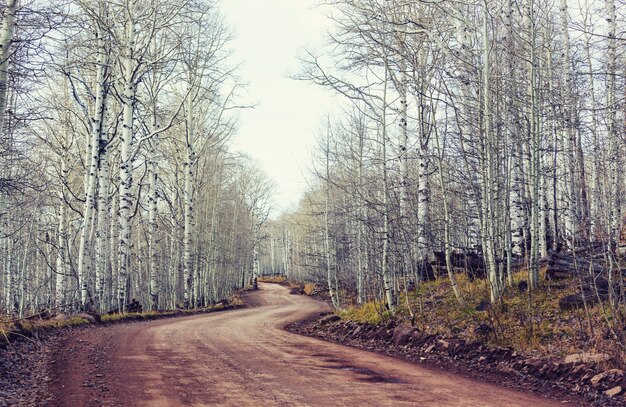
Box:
[339,301,392,325]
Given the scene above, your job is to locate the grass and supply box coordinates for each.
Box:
[339,301,393,325]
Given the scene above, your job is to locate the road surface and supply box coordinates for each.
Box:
[50,283,563,406]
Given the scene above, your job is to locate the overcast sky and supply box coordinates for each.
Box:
[220,0,336,216]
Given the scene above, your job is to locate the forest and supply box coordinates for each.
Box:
[1,0,626,353]
[0,0,625,404]
[258,0,626,354]
[0,0,274,316]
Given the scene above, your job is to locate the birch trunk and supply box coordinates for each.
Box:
[118,4,137,312]
[148,137,159,310]
[109,185,119,308]
[356,120,366,305]
[77,23,109,309]
[606,0,621,247]
[0,0,17,137]
[528,0,541,290]
[381,63,394,312]
[183,94,196,307]
[481,2,500,302]
[55,155,70,309]
[559,0,577,245]
[416,43,432,275]
[324,132,339,308]
[584,25,601,240]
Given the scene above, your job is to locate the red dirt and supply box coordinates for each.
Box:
[47,283,566,406]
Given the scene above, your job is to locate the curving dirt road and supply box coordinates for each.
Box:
[49,283,565,406]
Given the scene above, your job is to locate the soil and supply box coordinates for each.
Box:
[1,283,587,406]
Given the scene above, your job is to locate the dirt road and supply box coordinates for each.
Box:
[49,283,565,406]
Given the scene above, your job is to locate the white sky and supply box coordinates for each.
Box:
[221,0,336,215]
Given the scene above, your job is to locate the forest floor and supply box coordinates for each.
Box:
[1,283,570,406]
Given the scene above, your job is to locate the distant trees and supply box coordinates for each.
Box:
[269,0,625,312]
[0,0,271,316]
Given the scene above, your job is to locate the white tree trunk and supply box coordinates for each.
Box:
[356,121,366,304]
[118,7,136,312]
[481,2,500,303]
[55,158,70,309]
[528,0,541,290]
[606,0,621,247]
[95,139,110,311]
[109,184,119,306]
[183,94,196,307]
[381,63,394,311]
[584,26,601,240]
[559,0,577,245]
[76,24,109,309]
[0,0,17,137]
[324,132,339,308]
[148,137,160,310]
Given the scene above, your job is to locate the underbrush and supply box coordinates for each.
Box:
[333,270,625,365]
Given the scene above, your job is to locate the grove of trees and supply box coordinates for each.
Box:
[0,0,273,316]
[261,0,626,321]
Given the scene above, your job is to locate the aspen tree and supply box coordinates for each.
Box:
[0,0,16,137]
[76,4,110,308]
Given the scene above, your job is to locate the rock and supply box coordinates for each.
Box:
[590,369,623,387]
[564,352,610,364]
[319,315,340,325]
[437,339,450,350]
[605,386,623,397]
[392,326,416,346]
[410,331,423,342]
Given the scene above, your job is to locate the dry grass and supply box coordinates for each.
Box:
[303,283,316,296]
[0,302,242,348]
[230,294,244,307]
[257,275,288,284]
